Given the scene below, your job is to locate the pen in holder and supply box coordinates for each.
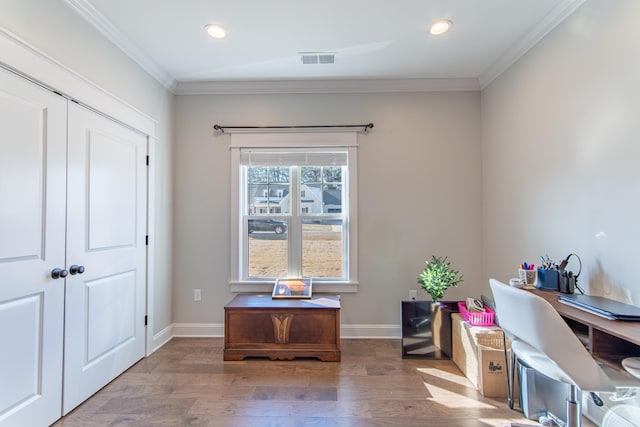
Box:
[519,268,537,289]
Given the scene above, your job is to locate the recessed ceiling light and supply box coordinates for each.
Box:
[430,19,453,36]
[205,24,226,39]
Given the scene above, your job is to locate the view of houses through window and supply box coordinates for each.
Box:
[244,165,345,279]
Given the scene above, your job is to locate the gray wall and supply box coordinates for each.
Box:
[6,0,638,338]
[0,0,174,335]
[482,0,640,304]
[173,92,483,329]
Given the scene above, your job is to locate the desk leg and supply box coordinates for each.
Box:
[566,385,581,427]
[508,348,516,409]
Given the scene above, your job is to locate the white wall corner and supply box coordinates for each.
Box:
[63,0,176,91]
[0,25,157,136]
[151,324,174,353]
[478,0,587,89]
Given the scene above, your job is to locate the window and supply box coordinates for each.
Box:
[230,133,358,291]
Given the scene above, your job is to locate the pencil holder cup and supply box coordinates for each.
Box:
[519,269,537,289]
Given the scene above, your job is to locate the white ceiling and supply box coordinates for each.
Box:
[65,0,585,93]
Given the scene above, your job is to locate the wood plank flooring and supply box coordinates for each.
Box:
[52,338,587,427]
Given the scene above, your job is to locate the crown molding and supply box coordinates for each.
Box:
[479,0,586,89]
[0,26,156,136]
[174,78,480,95]
[65,0,583,95]
[64,0,176,91]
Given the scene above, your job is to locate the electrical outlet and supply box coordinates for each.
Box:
[193,288,201,302]
[409,290,418,301]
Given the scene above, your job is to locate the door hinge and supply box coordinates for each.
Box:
[145,235,149,246]
[146,155,150,166]
[144,315,148,326]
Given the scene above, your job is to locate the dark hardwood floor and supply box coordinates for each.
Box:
[52,338,572,427]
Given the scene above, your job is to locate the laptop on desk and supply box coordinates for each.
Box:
[557,294,640,321]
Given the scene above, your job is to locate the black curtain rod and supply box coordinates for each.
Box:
[213,123,373,134]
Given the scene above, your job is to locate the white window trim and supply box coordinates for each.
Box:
[229,133,358,293]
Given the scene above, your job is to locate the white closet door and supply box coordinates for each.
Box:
[63,103,147,414]
[0,69,67,426]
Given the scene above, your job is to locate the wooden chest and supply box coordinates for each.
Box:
[224,294,341,362]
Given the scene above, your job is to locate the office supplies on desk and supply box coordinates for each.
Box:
[520,262,535,270]
[557,294,640,321]
[536,267,560,291]
[519,268,536,289]
[535,252,583,294]
[509,278,524,288]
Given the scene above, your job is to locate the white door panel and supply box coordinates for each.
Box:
[0,91,45,261]
[0,68,66,427]
[63,103,147,414]
[87,130,138,250]
[85,271,136,363]
[0,294,43,415]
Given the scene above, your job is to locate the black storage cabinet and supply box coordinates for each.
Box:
[401,300,459,359]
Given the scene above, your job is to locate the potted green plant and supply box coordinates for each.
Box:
[418,256,464,303]
[402,256,464,359]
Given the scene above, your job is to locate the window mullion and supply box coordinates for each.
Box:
[240,167,249,280]
[289,166,302,277]
[341,165,348,278]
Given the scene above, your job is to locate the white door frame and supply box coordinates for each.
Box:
[0,26,158,357]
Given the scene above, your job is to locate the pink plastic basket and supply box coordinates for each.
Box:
[458,302,495,326]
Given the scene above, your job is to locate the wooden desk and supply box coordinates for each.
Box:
[532,289,640,367]
[224,294,341,362]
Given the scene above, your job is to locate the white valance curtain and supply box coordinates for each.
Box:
[233,132,355,166]
[239,148,348,167]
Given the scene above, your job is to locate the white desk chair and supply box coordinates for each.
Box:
[489,279,618,427]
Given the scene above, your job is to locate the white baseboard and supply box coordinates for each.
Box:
[172,323,225,337]
[341,324,401,339]
[161,323,401,341]
[150,324,174,354]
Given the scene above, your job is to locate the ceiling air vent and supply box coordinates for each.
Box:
[300,53,335,65]
[319,54,335,64]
